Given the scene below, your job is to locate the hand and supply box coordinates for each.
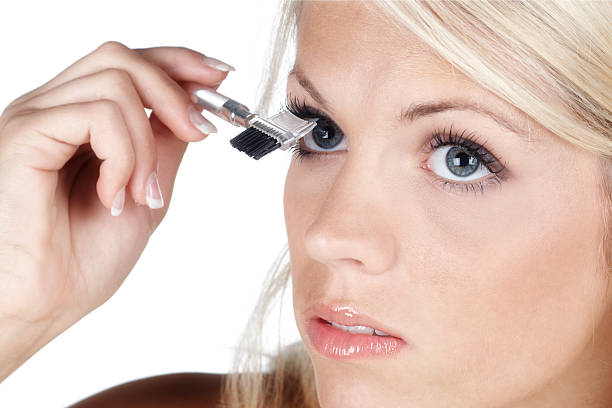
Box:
[0,42,231,378]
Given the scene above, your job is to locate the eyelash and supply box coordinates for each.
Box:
[283,94,509,196]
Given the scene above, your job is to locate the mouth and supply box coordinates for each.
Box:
[303,303,408,360]
[319,318,394,337]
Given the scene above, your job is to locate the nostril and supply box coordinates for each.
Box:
[335,258,366,271]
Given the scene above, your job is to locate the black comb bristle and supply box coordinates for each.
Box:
[230,127,281,160]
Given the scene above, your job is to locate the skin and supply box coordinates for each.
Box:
[284,1,612,407]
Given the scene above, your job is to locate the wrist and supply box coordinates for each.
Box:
[0,315,59,382]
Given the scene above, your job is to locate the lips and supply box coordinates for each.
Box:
[304,302,405,341]
[303,302,408,360]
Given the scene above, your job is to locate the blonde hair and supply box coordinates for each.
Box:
[219,1,612,407]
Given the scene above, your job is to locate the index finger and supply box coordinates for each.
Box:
[134,46,234,86]
[11,41,235,142]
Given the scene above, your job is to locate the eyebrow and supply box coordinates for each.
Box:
[288,66,531,140]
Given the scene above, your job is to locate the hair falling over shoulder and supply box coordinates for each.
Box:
[218,242,320,408]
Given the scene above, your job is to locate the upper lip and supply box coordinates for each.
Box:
[305,301,406,341]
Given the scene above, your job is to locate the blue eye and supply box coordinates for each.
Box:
[421,126,508,195]
[302,118,347,152]
[283,93,509,196]
[284,94,347,161]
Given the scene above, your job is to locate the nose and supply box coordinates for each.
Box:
[302,155,397,276]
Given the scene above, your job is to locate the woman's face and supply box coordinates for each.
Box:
[284,1,610,407]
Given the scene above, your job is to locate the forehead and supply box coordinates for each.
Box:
[293,0,491,120]
[296,1,467,86]
[292,0,542,142]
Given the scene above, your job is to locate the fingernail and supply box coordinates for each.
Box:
[111,186,125,216]
[188,104,217,135]
[201,54,235,72]
[146,170,164,209]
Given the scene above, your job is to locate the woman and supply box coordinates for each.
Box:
[0,0,610,407]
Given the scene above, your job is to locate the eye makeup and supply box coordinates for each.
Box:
[284,93,510,196]
[284,93,345,163]
[420,127,509,195]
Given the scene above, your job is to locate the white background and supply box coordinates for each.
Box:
[0,0,301,406]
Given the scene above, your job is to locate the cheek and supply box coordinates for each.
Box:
[284,160,318,304]
[283,158,348,328]
[283,158,338,274]
[282,142,606,405]
[398,156,606,401]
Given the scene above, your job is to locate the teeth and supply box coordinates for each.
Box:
[374,329,391,337]
[330,321,374,335]
[327,320,392,337]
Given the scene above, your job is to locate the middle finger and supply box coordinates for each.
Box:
[11,68,160,206]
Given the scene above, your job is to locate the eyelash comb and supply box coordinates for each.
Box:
[191,88,317,160]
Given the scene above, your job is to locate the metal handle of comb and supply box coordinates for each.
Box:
[192,88,255,128]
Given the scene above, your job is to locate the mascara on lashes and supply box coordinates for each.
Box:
[284,94,510,195]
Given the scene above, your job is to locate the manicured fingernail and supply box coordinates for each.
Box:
[111,186,125,216]
[201,54,235,72]
[146,170,164,209]
[188,104,217,135]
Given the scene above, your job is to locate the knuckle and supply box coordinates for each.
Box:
[3,93,30,112]
[94,98,122,119]
[2,109,29,132]
[0,111,34,149]
[2,99,37,120]
[1,104,18,123]
[0,115,19,139]
[101,68,133,92]
[2,95,32,117]
[97,40,129,55]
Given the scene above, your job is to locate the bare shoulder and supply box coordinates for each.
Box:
[67,372,227,408]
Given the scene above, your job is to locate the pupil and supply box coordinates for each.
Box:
[313,123,342,149]
[445,147,479,177]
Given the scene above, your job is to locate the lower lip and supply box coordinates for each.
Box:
[306,318,408,360]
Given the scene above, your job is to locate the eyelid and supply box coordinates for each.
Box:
[300,104,336,125]
[286,94,504,169]
[286,94,346,136]
[286,93,339,125]
[286,93,512,196]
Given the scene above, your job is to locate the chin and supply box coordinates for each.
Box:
[315,378,376,408]
[311,361,398,408]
